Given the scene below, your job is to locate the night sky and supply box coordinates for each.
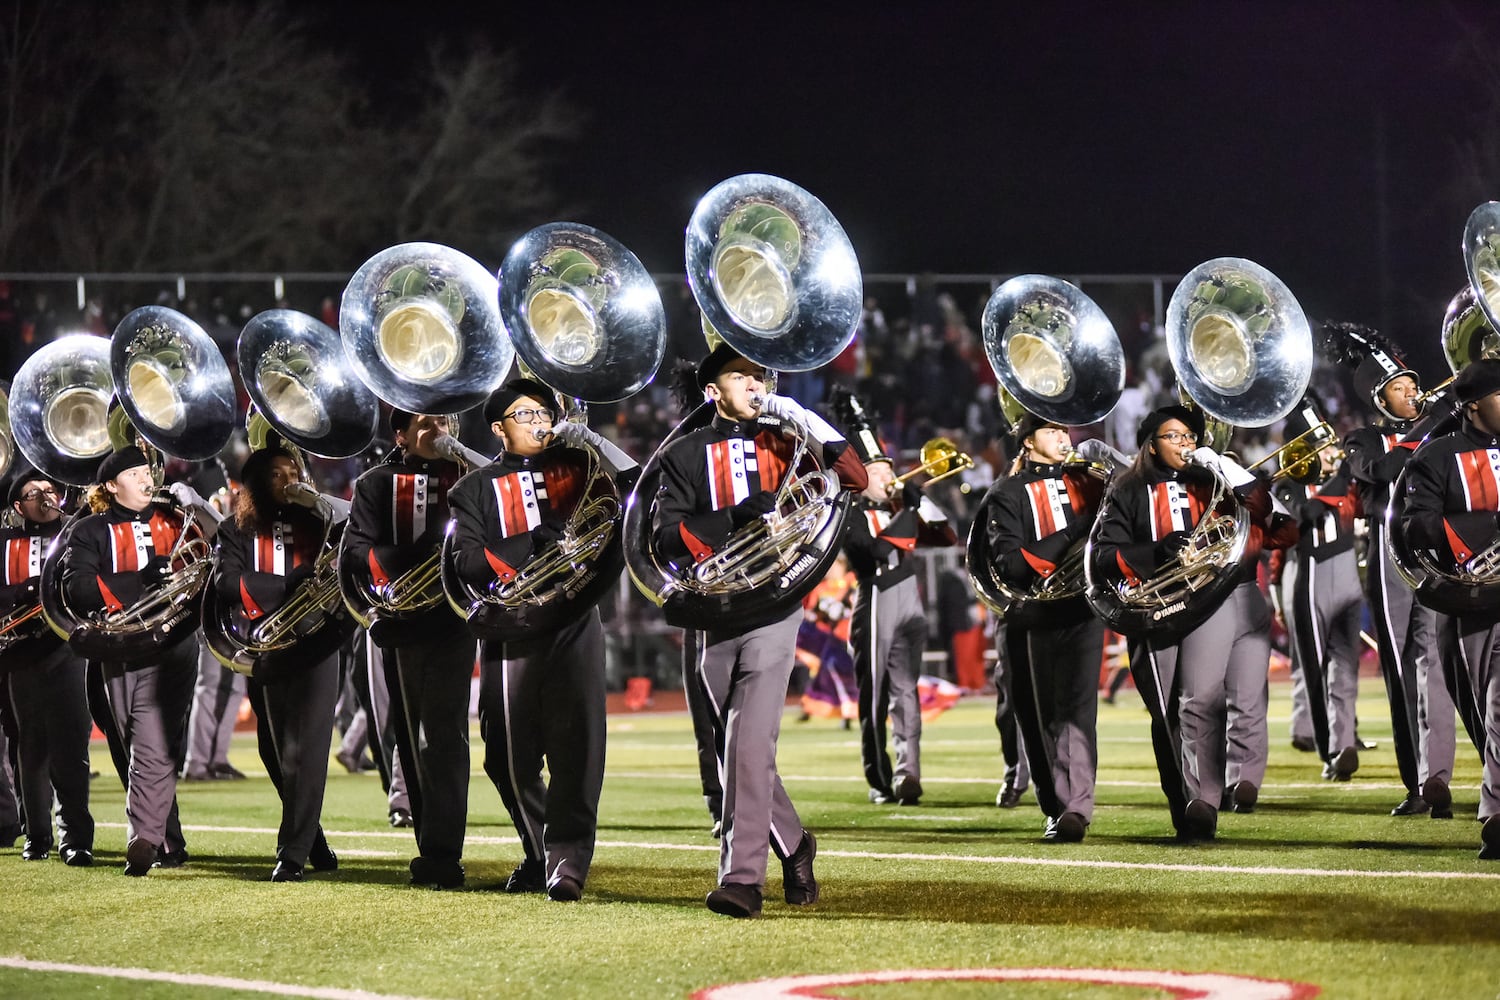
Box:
[323,1,1499,372]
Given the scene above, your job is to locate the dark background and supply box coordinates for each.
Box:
[312,1,1498,369]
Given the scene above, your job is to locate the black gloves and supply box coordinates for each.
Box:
[139,554,173,586]
[901,481,925,510]
[284,563,315,593]
[1155,530,1192,561]
[729,491,777,529]
[532,522,564,547]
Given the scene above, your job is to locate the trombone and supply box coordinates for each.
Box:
[888,437,972,497]
[1247,420,1342,484]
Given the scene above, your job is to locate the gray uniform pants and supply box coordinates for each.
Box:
[1279,553,1314,745]
[1291,548,1364,758]
[364,636,410,814]
[992,624,1032,793]
[1138,582,1270,822]
[480,609,606,890]
[391,628,476,865]
[681,629,723,824]
[852,575,926,795]
[1008,615,1102,821]
[183,636,244,776]
[103,636,196,852]
[7,645,93,852]
[1367,535,1452,793]
[1444,611,1500,820]
[697,608,805,889]
[255,650,339,865]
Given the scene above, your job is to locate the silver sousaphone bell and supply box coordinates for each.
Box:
[9,334,116,486]
[686,173,863,372]
[341,243,513,413]
[111,305,237,461]
[239,310,380,459]
[981,275,1125,428]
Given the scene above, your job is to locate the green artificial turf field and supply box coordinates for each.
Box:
[1,684,1496,999]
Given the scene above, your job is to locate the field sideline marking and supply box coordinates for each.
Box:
[0,957,438,1000]
[95,822,1500,882]
[606,771,1412,791]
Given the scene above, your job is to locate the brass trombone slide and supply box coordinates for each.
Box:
[888,437,973,496]
[1247,420,1341,483]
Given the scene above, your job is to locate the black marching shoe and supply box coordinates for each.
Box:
[124,838,157,877]
[996,781,1025,809]
[1328,746,1359,782]
[1230,781,1259,814]
[60,846,94,867]
[388,808,414,828]
[1479,815,1500,861]
[156,847,189,869]
[1054,812,1087,843]
[270,859,305,882]
[1290,735,1317,753]
[308,831,338,872]
[502,857,545,893]
[547,875,583,902]
[891,775,923,806]
[1421,777,1453,820]
[1391,792,1430,816]
[781,831,819,905]
[210,761,247,780]
[706,882,763,918]
[409,856,465,890]
[1177,798,1218,842]
[21,840,52,861]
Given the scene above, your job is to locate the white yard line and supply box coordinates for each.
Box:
[0,957,438,1000]
[94,822,1500,882]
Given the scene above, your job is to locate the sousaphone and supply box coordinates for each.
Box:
[966,276,1123,625]
[1085,257,1312,639]
[440,222,666,641]
[623,173,862,632]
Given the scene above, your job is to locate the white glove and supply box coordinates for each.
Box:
[167,482,205,509]
[1190,447,1255,488]
[1074,438,1130,470]
[549,420,638,476]
[1187,446,1221,472]
[760,393,845,446]
[549,421,604,450]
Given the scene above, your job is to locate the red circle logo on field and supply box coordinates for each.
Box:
[694,967,1321,999]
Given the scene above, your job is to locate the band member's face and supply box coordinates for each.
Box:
[493,394,552,458]
[398,413,451,461]
[1150,418,1195,471]
[267,455,303,505]
[1381,375,1419,420]
[1468,390,1500,437]
[706,359,767,422]
[13,480,60,524]
[1026,426,1072,465]
[106,465,155,511]
[862,460,896,502]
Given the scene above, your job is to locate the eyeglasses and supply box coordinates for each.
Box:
[502,407,556,425]
[19,488,58,503]
[1156,431,1198,444]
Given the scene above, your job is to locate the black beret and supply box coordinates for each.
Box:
[1013,411,1067,449]
[96,446,151,485]
[7,468,59,506]
[1455,358,1500,404]
[389,409,415,435]
[1136,405,1206,449]
[483,378,559,426]
[696,342,748,390]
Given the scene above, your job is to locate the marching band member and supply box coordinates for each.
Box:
[985,414,1108,841]
[213,443,344,882]
[1,470,93,864]
[1399,358,1500,860]
[342,411,474,890]
[653,344,867,918]
[60,446,218,875]
[448,378,634,901]
[839,400,956,807]
[1090,406,1297,841]
[1272,401,1364,780]
[1341,338,1453,816]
